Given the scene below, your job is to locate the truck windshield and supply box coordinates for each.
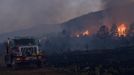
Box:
[13,38,37,46]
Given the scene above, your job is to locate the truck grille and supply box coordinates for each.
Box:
[20,46,38,56]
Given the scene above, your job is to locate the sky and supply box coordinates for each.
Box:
[0,0,103,34]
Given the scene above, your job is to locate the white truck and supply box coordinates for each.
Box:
[4,37,44,68]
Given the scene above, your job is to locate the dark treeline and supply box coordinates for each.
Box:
[43,23,134,54]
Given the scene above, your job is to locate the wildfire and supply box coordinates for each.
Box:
[76,30,90,38]
[117,24,127,37]
[82,30,89,36]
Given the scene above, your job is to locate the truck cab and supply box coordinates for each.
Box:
[5,37,44,68]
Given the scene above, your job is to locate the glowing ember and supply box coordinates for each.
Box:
[82,30,89,36]
[117,24,127,37]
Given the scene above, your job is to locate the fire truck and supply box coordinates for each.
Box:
[4,37,44,68]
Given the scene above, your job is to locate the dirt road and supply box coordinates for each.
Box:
[0,67,72,75]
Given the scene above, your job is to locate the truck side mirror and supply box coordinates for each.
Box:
[7,38,10,45]
[6,38,11,54]
[38,40,41,46]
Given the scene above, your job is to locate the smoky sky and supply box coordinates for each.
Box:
[0,0,102,34]
[102,0,134,25]
[102,0,134,9]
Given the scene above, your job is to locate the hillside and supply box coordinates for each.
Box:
[62,2,134,35]
[62,10,104,34]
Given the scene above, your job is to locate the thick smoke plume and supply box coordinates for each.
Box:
[102,0,134,25]
[0,0,102,34]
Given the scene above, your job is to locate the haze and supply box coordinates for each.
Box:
[0,0,102,34]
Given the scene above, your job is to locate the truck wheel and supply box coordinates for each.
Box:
[11,60,18,70]
[36,61,42,68]
[6,64,12,68]
[5,55,12,68]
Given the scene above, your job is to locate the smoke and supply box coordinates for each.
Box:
[0,0,102,34]
[102,0,134,25]
[102,0,134,9]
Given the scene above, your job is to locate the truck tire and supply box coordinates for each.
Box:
[11,60,17,70]
[6,64,12,68]
[36,60,42,68]
[4,55,12,68]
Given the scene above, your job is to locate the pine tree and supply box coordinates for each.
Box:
[129,23,134,37]
[110,24,118,37]
[96,25,109,39]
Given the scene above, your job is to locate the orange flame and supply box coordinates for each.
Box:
[75,30,90,38]
[117,24,127,37]
[82,30,90,36]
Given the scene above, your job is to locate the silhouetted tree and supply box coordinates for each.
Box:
[96,25,110,39]
[128,22,134,37]
[110,24,118,37]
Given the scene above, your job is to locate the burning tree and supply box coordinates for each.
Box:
[117,24,128,37]
[110,23,128,37]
